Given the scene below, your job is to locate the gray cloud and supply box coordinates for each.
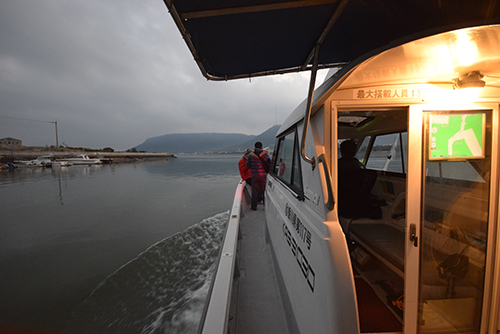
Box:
[0,0,321,150]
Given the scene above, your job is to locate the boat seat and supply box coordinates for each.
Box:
[349,223,405,272]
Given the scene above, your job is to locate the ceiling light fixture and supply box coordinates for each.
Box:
[453,71,485,89]
[453,71,485,103]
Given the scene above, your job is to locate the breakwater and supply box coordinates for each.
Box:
[0,151,174,163]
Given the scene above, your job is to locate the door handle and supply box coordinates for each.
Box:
[409,223,418,247]
[318,154,334,210]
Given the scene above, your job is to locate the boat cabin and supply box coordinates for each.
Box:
[265,25,500,333]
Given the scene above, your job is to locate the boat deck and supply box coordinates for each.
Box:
[229,199,290,334]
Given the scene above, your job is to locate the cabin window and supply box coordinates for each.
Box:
[355,136,371,164]
[273,130,303,195]
[336,137,370,163]
[426,161,485,183]
[366,132,407,173]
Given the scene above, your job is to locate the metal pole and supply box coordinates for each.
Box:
[300,44,320,170]
[299,0,350,169]
[54,119,58,148]
[300,0,350,71]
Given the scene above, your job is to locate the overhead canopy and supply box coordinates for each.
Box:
[164,0,500,80]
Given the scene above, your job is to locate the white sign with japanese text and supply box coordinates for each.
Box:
[354,87,426,100]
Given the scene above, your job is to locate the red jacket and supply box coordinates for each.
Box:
[239,156,251,181]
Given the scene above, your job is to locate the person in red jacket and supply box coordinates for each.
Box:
[239,149,252,186]
[246,142,271,210]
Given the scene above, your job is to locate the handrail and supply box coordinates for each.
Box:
[300,44,320,170]
[197,180,245,334]
[318,154,334,210]
[300,0,350,170]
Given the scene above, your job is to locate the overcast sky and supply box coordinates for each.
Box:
[0,0,328,150]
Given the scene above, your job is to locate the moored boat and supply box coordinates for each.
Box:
[59,154,101,165]
[13,155,74,168]
[51,160,72,167]
[35,156,55,167]
[0,163,16,170]
[13,156,53,168]
[13,160,43,168]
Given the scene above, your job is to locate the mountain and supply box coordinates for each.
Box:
[221,125,280,152]
[133,125,281,154]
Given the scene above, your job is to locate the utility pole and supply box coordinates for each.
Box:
[51,119,59,148]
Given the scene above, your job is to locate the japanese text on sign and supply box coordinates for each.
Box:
[285,203,312,250]
[355,88,426,99]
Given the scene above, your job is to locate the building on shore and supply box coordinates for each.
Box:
[0,137,22,148]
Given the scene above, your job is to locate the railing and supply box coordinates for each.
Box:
[197,180,246,334]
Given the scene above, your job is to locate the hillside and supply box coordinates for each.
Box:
[221,125,280,152]
[133,125,281,154]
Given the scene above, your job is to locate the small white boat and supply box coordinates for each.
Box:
[60,155,101,165]
[13,160,43,168]
[35,156,54,167]
[51,160,72,167]
[13,156,53,167]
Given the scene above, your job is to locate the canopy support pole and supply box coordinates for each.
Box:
[300,0,350,169]
[300,44,320,170]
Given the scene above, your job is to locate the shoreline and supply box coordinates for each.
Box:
[0,150,175,164]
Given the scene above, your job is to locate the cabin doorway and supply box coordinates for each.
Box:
[336,105,497,333]
[336,108,408,333]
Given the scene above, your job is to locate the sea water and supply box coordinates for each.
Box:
[0,154,242,333]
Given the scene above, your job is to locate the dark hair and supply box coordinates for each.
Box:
[254,141,263,149]
[340,140,357,157]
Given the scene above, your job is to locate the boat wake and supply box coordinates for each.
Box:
[65,211,229,334]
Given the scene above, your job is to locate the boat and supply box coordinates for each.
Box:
[13,159,43,168]
[13,155,73,168]
[35,155,56,167]
[13,156,53,168]
[59,154,101,165]
[0,163,16,170]
[165,1,500,333]
[51,160,72,167]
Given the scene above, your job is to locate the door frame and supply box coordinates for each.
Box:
[404,106,423,333]
[407,103,500,334]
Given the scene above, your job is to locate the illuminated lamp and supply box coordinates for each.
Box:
[452,71,485,103]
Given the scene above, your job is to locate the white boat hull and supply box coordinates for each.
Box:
[60,155,101,165]
[51,161,72,167]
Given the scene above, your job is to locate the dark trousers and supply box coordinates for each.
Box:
[251,176,266,209]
